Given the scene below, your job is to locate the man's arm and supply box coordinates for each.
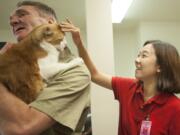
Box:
[0,83,55,135]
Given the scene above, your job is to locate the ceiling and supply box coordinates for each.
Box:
[0,0,180,30]
[120,0,180,28]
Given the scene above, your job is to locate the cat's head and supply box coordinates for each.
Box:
[31,23,64,45]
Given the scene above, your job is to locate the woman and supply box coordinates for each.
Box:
[60,20,180,135]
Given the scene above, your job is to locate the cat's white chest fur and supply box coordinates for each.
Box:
[38,41,83,80]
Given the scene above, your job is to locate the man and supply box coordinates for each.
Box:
[0,1,90,135]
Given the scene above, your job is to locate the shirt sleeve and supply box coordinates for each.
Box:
[30,63,91,131]
[112,76,136,102]
[169,103,180,135]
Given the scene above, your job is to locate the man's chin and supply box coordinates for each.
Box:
[15,31,29,41]
[16,35,26,42]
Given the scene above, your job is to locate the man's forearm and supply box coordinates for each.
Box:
[0,84,27,124]
[0,83,31,134]
[0,83,55,135]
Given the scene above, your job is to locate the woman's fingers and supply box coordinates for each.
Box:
[65,18,73,24]
[59,19,82,46]
[60,22,79,33]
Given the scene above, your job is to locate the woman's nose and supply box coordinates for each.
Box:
[135,57,140,62]
[135,57,141,65]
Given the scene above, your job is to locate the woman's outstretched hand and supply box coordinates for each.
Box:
[60,19,83,46]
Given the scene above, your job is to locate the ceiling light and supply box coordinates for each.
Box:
[111,0,133,23]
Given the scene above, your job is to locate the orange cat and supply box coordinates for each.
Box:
[0,23,64,103]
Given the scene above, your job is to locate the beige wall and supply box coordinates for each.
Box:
[139,22,180,51]
[86,0,119,135]
[113,21,180,99]
[113,25,139,77]
[0,29,16,42]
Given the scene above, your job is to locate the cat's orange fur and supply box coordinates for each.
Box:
[0,23,64,103]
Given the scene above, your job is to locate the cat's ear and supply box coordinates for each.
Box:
[43,27,53,36]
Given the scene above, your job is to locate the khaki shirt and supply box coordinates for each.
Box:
[30,48,91,135]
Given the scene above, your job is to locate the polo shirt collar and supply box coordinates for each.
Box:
[135,84,172,105]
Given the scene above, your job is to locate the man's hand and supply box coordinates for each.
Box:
[0,42,13,54]
[60,19,83,46]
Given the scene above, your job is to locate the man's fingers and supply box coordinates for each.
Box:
[0,43,13,54]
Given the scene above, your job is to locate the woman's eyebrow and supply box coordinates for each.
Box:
[139,50,149,54]
[142,50,149,54]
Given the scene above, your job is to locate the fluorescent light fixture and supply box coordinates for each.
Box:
[111,0,133,23]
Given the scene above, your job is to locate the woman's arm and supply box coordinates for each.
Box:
[60,20,113,90]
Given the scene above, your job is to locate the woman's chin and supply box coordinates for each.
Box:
[135,75,142,80]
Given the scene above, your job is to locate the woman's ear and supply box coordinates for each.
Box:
[157,68,161,73]
[156,64,161,73]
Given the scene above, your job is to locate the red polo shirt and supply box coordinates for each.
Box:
[112,77,180,135]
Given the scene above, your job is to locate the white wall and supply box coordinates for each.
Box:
[86,0,119,135]
[113,25,139,77]
[139,22,180,51]
[0,29,16,42]
[113,21,180,98]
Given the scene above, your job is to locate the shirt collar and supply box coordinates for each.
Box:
[135,84,172,105]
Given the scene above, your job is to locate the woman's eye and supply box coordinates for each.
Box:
[142,54,147,58]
